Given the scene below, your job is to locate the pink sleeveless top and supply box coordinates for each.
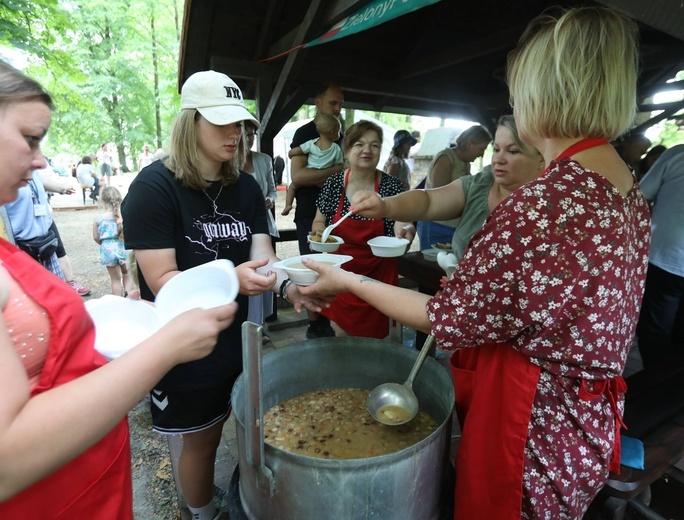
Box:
[1,265,50,389]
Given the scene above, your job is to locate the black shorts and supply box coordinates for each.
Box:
[149,379,234,434]
[294,216,314,255]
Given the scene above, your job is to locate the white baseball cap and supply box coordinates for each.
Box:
[180,71,259,127]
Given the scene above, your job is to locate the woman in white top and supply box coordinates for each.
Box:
[75,155,100,200]
[417,125,491,249]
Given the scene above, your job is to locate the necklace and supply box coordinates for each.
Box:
[202,184,223,210]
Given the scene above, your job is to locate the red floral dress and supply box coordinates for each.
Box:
[428,158,651,518]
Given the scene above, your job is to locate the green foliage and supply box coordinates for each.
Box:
[657,121,684,148]
[1,0,682,169]
[2,0,182,170]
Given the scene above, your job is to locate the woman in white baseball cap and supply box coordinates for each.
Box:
[122,70,330,520]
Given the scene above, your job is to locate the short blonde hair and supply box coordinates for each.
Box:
[164,109,247,190]
[315,113,341,135]
[507,7,638,141]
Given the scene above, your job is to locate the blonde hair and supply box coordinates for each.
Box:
[454,125,492,151]
[315,113,341,135]
[100,186,123,220]
[497,115,542,160]
[507,7,638,141]
[164,110,247,190]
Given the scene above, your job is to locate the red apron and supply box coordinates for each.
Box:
[449,137,625,519]
[324,169,398,338]
[0,240,133,519]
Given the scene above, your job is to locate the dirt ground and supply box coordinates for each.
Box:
[50,172,301,519]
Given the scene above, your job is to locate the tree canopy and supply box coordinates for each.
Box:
[1,0,182,172]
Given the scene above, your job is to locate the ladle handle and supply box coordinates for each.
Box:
[242,321,275,495]
[405,335,435,389]
[321,209,353,242]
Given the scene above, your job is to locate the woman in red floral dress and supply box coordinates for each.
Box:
[301,7,651,519]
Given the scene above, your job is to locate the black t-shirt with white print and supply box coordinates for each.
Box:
[122,161,268,391]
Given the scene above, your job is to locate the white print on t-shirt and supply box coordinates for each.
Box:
[186,210,252,259]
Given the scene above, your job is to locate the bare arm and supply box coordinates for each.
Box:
[351,180,467,222]
[299,259,433,333]
[288,146,304,159]
[42,175,75,195]
[0,290,236,499]
[133,248,180,296]
[429,154,455,188]
[394,221,416,245]
[290,155,343,187]
[92,219,101,244]
[249,233,331,312]
[312,209,326,235]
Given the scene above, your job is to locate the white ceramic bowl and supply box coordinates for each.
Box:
[421,248,440,262]
[86,295,162,360]
[307,234,344,253]
[367,236,410,258]
[154,259,239,320]
[273,253,353,285]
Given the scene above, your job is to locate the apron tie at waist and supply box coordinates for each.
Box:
[579,376,627,473]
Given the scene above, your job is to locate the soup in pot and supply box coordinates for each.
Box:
[263,388,438,459]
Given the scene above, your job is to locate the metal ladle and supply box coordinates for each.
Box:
[320,209,354,243]
[367,335,435,426]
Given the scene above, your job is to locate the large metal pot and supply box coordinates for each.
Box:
[231,322,455,520]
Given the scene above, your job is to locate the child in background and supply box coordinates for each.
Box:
[92,186,134,296]
[282,113,344,215]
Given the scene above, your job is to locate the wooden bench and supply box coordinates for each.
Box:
[592,354,684,519]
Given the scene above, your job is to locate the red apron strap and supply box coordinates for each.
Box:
[556,137,609,160]
[324,170,396,338]
[579,376,627,473]
[453,344,541,520]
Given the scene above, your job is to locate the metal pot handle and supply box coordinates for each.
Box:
[241,321,275,496]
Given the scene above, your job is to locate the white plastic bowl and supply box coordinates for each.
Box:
[273,253,353,285]
[421,248,440,262]
[155,259,239,320]
[85,260,239,360]
[307,234,344,253]
[367,236,409,258]
[85,296,162,360]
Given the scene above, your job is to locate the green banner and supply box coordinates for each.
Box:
[305,0,442,48]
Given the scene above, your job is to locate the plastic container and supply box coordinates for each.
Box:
[307,234,343,253]
[85,259,239,360]
[421,248,440,262]
[367,236,410,257]
[402,325,416,348]
[273,254,353,285]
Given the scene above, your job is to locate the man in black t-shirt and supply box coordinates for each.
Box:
[290,83,344,338]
